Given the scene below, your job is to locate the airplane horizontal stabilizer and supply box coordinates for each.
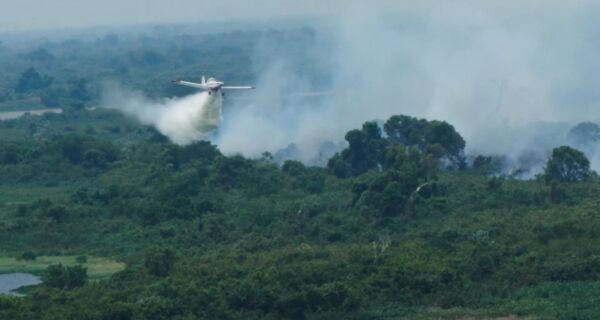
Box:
[221,86,255,90]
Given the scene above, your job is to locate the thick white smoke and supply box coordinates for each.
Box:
[104,1,600,173]
[102,84,223,145]
[215,1,600,172]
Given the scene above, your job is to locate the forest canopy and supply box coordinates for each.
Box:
[0,26,599,320]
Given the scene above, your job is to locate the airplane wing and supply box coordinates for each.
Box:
[221,86,256,90]
[172,80,206,89]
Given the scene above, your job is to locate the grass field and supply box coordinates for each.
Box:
[0,255,126,280]
[406,309,528,320]
[0,185,74,210]
[0,99,45,112]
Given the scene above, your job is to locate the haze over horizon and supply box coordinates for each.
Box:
[0,0,594,33]
[1,0,339,33]
[4,0,600,173]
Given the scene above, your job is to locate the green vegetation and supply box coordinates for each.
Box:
[0,27,599,319]
[544,146,591,183]
[43,264,87,289]
[1,108,599,319]
[0,256,125,280]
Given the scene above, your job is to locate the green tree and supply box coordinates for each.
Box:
[99,302,133,320]
[20,251,36,261]
[330,116,466,177]
[282,160,305,176]
[212,155,253,190]
[43,264,87,289]
[144,247,176,277]
[384,115,465,168]
[424,120,466,168]
[351,144,436,220]
[68,78,91,102]
[344,121,386,174]
[178,47,200,63]
[328,121,386,177]
[55,135,85,164]
[23,48,55,62]
[327,153,349,178]
[40,89,60,107]
[15,67,53,93]
[83,149,113,169]
[129,50,166,66]
[45,206,68,223]
[544,146,591,183]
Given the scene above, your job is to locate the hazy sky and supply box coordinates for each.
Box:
[4,0,599,169]
[0,0,349,32]
[2,0,587,32]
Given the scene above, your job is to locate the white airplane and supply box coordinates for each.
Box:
[172,76,255,95]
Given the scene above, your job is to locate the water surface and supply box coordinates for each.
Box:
[0,273,42,295]
[0,108,62,120]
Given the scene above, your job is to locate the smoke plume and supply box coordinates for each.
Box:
[216,1,600,172]
[104,1,600,173]
[102,84,223,145]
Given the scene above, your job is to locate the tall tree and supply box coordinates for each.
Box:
[15,67,53,93]
[43,264,87,289]
[144,247,176,277]
[545,146,591,183]
[384,115,465,168]
[23,48,55,63]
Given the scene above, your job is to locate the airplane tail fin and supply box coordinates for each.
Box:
[201,76,206,84]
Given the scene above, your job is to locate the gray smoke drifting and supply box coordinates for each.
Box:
[104,1,600,173]
[102,84,223,145]
[215,1,600,171]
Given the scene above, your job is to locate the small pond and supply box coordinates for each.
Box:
[0,108,62,120]
[0,273,42,295]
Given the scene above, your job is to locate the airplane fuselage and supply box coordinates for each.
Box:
[172,76,255,95]
[206,79,224,92]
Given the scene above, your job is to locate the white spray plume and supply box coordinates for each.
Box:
[102,83,223,145]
